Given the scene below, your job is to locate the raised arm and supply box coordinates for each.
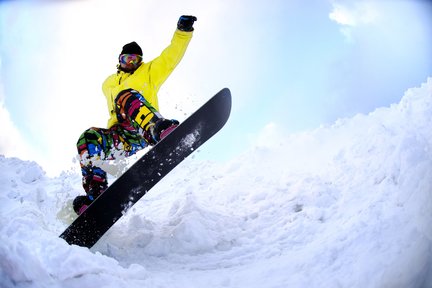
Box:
[147,16,196,89]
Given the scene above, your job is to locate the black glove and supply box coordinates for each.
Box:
[177,15,197,32]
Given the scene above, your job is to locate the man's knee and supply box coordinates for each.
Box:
[77,128,104,160]
[115,89,161,131]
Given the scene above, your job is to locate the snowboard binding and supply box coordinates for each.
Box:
[144,119,179,145]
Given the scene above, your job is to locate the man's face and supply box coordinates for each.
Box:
[119,54,142,72]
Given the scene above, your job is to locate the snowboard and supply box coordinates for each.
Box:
[60,88,232,248]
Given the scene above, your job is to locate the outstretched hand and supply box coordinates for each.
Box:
[177,15,197,32]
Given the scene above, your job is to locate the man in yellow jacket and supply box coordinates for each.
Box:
[73,15,197,215]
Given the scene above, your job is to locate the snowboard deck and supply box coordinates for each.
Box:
[60,88,232,248]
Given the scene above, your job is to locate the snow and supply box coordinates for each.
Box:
[1,78,432,288]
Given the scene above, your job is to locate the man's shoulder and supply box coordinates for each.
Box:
[103,72,120,84]
[102,72,120,92]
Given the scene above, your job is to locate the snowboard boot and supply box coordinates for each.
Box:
[82,166,108,198]
[74,166,108,215]
[73,195,93,215]
[144,119,179,145]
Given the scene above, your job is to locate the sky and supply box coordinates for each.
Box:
[0,0,431,176]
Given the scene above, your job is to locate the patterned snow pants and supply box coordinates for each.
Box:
[76,89,163,199]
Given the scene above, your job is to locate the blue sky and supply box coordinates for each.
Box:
[0,0,431,175]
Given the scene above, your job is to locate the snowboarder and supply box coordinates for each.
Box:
[73,15,197,215]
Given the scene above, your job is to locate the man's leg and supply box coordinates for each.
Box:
[74,124,149,214]
[74,127,111,214]
[115,89,179,145]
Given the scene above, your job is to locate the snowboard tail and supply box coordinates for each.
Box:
[60,88,232,248]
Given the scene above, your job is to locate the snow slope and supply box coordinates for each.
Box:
[1,78,432,288]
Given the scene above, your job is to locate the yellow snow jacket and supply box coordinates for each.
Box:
[102,29,193,128]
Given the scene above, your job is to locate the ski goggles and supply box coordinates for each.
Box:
[119,54,142,65]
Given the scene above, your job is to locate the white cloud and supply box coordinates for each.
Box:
[329,3,357,26]
[329,1,379,42]
[329,1,378,26]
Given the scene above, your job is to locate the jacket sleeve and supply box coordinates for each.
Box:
[147,29,193,90]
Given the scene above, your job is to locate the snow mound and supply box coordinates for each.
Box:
[1,78,432,288]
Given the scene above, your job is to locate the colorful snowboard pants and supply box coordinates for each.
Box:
[76,89,163,200]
